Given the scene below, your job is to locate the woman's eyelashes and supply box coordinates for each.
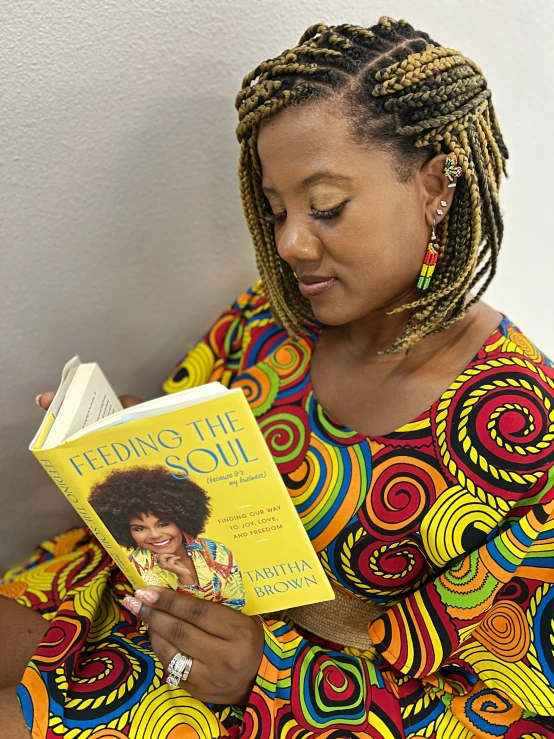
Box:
[312,202,348,220]
[263,201,348,224]
[129,522,169,532]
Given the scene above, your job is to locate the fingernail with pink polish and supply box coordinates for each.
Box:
[122,596,142,614]
[135,588,159,604]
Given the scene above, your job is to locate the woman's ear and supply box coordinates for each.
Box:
[421,153,455,228]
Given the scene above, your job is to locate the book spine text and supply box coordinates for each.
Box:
[33,449,144,590]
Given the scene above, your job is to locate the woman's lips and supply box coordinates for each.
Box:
[149,539,172,548]
[298,277,338,298]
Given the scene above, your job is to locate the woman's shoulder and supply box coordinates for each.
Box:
[477,315,553,370]
[418,316,554,509]
[192,534,229,553]
[163,281,290,393]
[449,315,554,486]
[192,535,237,563]
[228,280,271,321]
[221,281,294,371]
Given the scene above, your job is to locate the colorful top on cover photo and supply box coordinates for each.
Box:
[88,465,246,610]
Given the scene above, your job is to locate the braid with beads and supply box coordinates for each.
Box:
[235,16,508,353]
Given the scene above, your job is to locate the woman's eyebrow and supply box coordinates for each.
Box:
[263,171,352,194]
[301,171,352,187]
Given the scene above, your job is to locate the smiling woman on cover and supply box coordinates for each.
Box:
[88,466,246,610]
[3,14,554,739]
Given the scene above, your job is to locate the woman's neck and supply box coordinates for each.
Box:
[321,290,481,369]
[317,302,505,402]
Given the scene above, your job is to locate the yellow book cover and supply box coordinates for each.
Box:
[30,358,334,616]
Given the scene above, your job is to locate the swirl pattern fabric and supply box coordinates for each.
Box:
[3,281,554,738]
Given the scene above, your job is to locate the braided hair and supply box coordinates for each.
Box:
[235,16,508,353]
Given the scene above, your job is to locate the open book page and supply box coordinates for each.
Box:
[65,382,230,443]
[41,361,123,450]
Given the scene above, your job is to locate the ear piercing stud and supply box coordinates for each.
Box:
[440,200,447,207]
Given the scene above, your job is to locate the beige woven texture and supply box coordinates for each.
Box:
[265,589,387,650]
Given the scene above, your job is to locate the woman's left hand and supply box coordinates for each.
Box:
[123,587,265,705]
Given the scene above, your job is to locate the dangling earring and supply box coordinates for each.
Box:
[417,219,439,292]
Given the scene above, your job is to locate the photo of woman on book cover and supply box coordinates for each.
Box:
[88,465,246,610]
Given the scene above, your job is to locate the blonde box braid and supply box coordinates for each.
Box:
[235,16,509,353]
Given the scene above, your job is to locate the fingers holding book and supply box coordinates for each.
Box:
[122,587,264,704]
[35,391,56,410]
[118,394,144,409]
[128,586,244,638]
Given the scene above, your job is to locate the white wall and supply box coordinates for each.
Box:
[1,0,553,568]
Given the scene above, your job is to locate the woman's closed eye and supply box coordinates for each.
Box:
[263,201,348,224]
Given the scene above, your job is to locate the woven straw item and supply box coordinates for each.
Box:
[264,589,387,650]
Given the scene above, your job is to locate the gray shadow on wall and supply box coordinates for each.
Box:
[69,87,256,397]
[0,90,256,570]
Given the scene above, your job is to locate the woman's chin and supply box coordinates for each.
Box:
[310,301,354,327]
[306,285,360,326]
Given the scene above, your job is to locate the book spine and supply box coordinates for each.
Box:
[33,448,145,590]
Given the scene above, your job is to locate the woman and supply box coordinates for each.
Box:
[88,465,246,610]
[2,15,554,739]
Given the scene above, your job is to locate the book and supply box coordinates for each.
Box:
[30,357,334,615]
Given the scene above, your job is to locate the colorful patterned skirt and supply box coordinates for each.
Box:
[3,527,554,739]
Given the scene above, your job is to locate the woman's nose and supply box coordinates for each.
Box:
[274,216,322,265]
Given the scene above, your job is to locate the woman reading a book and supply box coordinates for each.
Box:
[3,14,554,739]
[88,465,246,610]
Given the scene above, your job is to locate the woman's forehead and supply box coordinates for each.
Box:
[129,512,159,524]
[257,105,387,190]
[259,121,394,197]
[258,102,350,160]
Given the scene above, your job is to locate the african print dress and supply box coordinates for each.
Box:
[3,281,554,739]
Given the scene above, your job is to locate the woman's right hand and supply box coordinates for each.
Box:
[157,553,198,587]
[36,392,143,410]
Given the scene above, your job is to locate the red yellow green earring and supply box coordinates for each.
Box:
[417,219,439,292]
